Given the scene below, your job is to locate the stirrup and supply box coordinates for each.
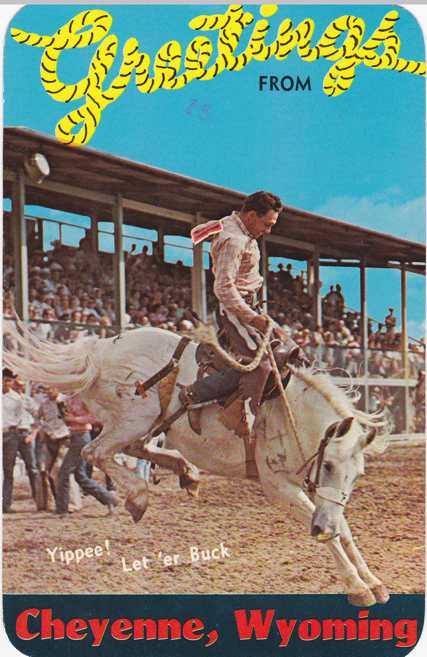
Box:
[178,386,193,407]
[188,407,202,436]
[178,387,218,436]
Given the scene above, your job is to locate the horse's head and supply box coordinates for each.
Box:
[309,416,377,543]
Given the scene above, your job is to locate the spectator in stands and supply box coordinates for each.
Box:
[103,300,116,324]
[335,319,351,341]
[38,307,57,340]
[335,284,345,316]
[308,325,324,363]
[345,335,362,377]
[385,308,397,337]
[98,315,114,338]
[323,331,338,368]
[371,323,384,342]
[278,263,294,292]
[323,285,339,318]
[54,294,71,318]
[54,313,73,343]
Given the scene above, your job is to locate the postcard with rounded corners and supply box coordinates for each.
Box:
[1,3,425,657]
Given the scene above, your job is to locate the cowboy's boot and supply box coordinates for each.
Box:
[179,367,241,435]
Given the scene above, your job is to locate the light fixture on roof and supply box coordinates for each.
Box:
[24,152,50,184]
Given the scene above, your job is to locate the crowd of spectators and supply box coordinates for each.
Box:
[3,225,425,435]
[3,232,198,342]
[266,264,424,380]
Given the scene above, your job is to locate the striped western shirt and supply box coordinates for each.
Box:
[211,212,262,324]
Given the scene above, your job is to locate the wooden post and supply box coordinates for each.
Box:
[12,170,29,321]
[401,264,409,377]
[36,217,45,253]
[90,216,98,253]
[191,213,207,322]
[260,236,268,313]
[113,195,126,331]
[401,264,410,432]
[307,257,314,297]
[313,248,322,327]
[360,259,369,411]
[157,226,165,261]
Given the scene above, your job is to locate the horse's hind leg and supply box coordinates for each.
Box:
[82,422,155,523]
[339,517,390,604]
[124,438,201,496]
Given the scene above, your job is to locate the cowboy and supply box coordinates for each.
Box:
[179,191,307,415]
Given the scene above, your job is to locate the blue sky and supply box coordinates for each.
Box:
[4,4,426,335]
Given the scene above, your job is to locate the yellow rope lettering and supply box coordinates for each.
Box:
[10,5,425,146]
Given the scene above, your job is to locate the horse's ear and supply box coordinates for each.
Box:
[324,421,339,440]
[335,416,354,438]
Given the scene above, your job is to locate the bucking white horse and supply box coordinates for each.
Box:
[4,322,390,606]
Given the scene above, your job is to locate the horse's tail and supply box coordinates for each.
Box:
[3,317,100,395]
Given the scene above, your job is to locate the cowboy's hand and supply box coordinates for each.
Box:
[250,314,269,334]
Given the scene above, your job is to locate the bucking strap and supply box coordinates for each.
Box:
[136,336,191,397]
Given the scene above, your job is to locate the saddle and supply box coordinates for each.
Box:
[134,335,295,480]
[188,340,292,437]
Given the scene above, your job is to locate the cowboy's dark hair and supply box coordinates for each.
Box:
[242,191,282,215]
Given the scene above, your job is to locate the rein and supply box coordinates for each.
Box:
[202,317,306,463]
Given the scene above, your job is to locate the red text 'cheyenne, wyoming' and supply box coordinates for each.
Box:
[15,607,418,648]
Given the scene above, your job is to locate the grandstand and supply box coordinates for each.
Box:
[3,127,425,434]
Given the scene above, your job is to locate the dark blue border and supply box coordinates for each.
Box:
[2,593,425,657]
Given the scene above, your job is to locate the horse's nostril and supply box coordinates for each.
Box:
[311,524,322,537]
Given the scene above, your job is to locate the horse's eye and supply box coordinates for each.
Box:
[324,462,333,473]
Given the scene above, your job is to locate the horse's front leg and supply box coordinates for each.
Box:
[339,516,390,604]
[258,471,376,605]
[82,414,158,523]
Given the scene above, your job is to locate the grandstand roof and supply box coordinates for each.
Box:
[3,127,425,274]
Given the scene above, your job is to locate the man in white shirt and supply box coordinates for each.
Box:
[2,369,43,513]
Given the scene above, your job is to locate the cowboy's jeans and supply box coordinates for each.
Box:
[3,429,43,512]
[55,431,116,514]
[189,367,241,404]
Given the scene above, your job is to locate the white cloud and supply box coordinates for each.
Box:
[312,194,425,244]
[408,319,426,341]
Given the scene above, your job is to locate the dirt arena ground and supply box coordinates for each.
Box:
[3,443,425,595]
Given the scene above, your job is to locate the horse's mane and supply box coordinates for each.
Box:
[289,365,388,454]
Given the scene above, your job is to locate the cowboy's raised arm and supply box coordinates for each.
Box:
[212,237,259,324]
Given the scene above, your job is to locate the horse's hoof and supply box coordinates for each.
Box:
[186,482,201,497]
[348,589,376,607]
[371,584,390,604]
[125,496,148,523]
[179,472,200,490]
